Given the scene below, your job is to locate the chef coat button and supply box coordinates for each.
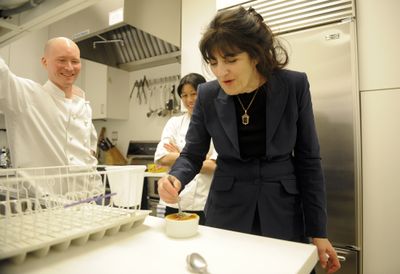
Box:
[72,115,76,120]
[69,157,73,161]
[69,137,73,141]
[84,139,88,144]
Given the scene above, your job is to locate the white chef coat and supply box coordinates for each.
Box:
[0,57,98,169]
[154,113,217,211]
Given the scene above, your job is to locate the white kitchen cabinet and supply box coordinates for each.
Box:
[356,0,400,91]
[361,89,400,273]
[80,59,129,120]
[82,59,107,119]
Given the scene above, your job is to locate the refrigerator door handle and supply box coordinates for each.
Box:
[336,249,354,262]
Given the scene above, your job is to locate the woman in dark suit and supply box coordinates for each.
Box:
[158,6,340,273]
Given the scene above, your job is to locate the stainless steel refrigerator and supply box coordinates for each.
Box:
[279,20,361,274]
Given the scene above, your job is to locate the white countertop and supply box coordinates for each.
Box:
[0,216,318,274]
[144,172,166,177]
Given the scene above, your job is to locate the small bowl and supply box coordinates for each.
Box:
[165,213,199,238]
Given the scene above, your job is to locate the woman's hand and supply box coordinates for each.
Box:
[312,238,341,273]
[157,175,181,203]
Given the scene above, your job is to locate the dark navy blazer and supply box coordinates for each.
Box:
[169,69,327,242]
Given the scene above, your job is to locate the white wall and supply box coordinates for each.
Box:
[181,0,216,79]
[7,30,48,83]
[0,27,49,150]
[216,0,248,10]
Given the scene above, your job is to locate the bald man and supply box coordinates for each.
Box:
[0,37,98,169]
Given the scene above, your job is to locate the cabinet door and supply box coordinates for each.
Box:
[106,66,129,120]
[357,0,400,90]
[361,88,400,273]
[83,59,107,119]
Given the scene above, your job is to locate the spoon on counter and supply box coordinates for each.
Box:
[187,252,208,273]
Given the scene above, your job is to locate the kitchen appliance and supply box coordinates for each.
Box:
[279,20,361,274]
[225,1,361,273]
[126,141,164,216]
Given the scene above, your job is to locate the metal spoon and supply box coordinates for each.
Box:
[187,252,208,273]
[177,196,183,214]
[168,175,186,218]
[177,196,187,218]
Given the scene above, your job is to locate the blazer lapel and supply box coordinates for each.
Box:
[266,73,289,146]
[214,89,240,153]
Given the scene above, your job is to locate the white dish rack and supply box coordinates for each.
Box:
[0,165,150,264]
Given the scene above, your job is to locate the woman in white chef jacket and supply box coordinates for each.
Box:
[154,73,217,224]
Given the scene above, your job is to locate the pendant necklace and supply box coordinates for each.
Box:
[236,88,259,125]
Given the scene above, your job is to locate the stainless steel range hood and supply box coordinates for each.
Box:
[76,24,180,72]
[48,0,181,72]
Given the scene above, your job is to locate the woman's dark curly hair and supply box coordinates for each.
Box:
[199,6,288,78]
